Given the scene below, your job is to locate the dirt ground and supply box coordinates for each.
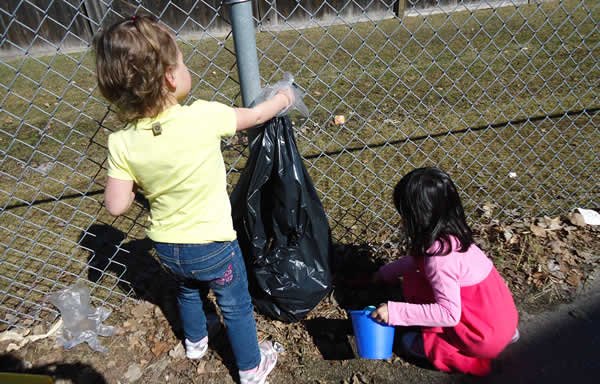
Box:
[1,212,599,384]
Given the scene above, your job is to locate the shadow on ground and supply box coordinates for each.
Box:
[0,353,107,383]
[330,243,404,310]
[301,243,407,361]
[80,224,223,330]
[303,317,355,360]
[79,224,183,337]
[477,287,600,384]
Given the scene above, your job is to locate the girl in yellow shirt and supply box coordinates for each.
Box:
[95,14,293,384]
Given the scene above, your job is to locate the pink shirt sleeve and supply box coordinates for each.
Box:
[386,245,493,327]
[387,254,462,327]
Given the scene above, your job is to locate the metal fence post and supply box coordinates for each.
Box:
[223,0,261,109]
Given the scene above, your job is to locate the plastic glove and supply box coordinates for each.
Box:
[251,72,309,117]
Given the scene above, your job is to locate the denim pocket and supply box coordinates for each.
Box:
[179,242,234,281]
[189,251,233,278]
[207,244,246,291]
[154,241,237,282]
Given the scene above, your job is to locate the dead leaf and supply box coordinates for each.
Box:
[549,240,566,255]
[351,373,368,384]
[528,271,546,288]
[203,360,222,373]
[169,343,186,360]
[128,334,140,350]
[566,270,580,287]
[568,212,587,227]
[546,259,561,272]
[549,270,565,280]
[131,302,153,318]
[503,228,514,243]
[563,253,579,267]
[530,224,547,237]
[272,321,286,330]
[505,227,520,244]
[542,216,562,230]
[575,250,595,262]
[196,360,207,374]
[151,341,170,357]
[124,364,143,383]
[481,202,496,218]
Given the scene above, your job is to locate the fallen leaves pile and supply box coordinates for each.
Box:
[474,210,599,303]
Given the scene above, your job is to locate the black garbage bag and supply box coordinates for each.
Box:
[230,116,332,323]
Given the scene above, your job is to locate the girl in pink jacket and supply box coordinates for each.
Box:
[371,167,519,375]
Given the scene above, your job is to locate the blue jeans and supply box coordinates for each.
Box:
[154,240,260,370]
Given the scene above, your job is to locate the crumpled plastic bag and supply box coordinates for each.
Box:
[231,116,332,322]
[47,281,116,352]
[250,72,309,117]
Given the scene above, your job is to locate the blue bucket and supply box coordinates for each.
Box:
[349,306,395,359]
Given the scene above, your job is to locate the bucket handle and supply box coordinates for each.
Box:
[348,305,377,317]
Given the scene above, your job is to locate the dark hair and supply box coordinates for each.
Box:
[393,167,473,257]
[93,15,178,122]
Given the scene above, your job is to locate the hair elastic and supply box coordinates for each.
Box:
[131,15,137,22]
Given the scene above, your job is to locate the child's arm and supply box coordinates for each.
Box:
[383,255,462,327]
[104,177,136,216]
[235,90,293,131]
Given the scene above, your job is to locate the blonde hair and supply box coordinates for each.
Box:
[94,15,179,122]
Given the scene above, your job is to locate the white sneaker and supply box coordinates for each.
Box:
[185,336,208,360]
[239,341,278,384]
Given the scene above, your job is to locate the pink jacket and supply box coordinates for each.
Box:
[378,242,493,327]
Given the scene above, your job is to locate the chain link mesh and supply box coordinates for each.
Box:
[1,0,598,330]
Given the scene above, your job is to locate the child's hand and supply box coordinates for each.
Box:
[276,87,295,110]
[251,72,309,117]
[371,303,389,324]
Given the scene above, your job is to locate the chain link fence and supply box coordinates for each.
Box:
[1,0,598,331]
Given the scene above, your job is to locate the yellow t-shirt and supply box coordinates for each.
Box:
[106,100,237,243]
